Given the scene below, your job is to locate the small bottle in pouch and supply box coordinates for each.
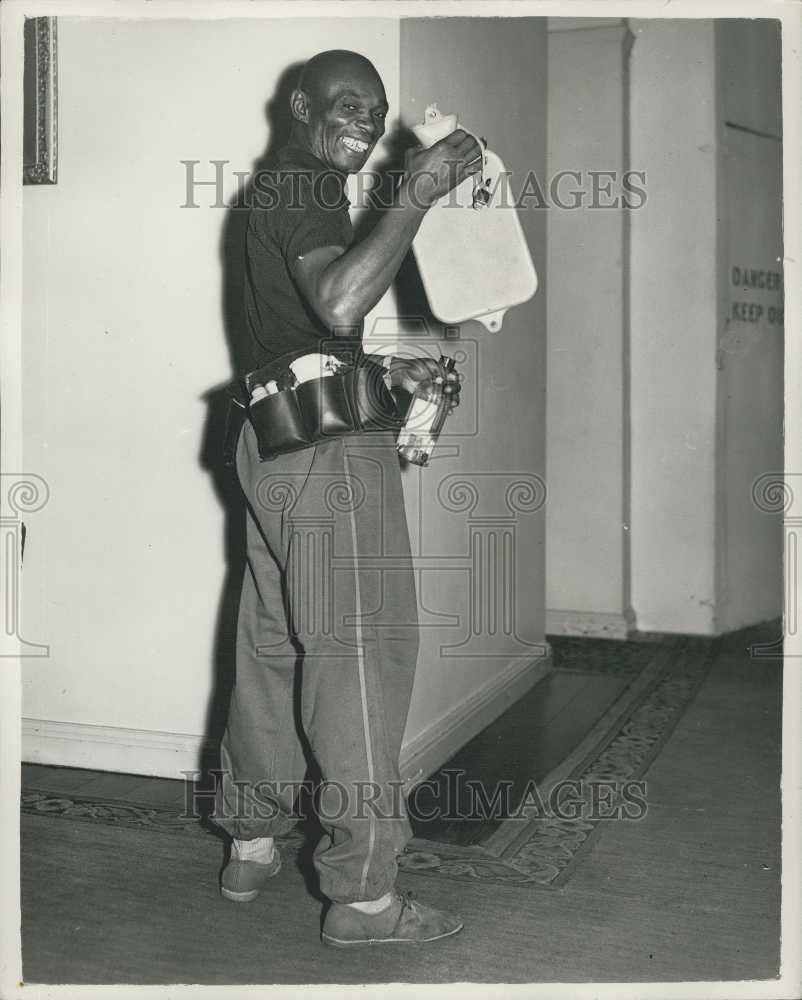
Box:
[265,380,279,395]
[250,384,268,403]
[396,356,457,466]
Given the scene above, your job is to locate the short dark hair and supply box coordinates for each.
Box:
[297,49,381,102]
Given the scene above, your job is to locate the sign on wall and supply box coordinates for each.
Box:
[719,125,783,628]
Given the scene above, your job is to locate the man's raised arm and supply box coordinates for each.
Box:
[291,130,483,330]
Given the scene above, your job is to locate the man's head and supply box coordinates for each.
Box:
[289,50,387,174]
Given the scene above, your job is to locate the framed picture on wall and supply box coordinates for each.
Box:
[23,16,58,185]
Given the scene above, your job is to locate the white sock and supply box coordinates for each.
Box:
[232,836,275,863]
[348,891,395,914]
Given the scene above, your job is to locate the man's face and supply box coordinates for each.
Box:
[304,67,388,174]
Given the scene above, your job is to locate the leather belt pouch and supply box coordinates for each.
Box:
[295,373,356,440]
[222,397,247,468]
[246,359,401,461]
[248,388,311,460]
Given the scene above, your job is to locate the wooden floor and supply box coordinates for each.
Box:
[409,667,632,845]
[20,630,782,984]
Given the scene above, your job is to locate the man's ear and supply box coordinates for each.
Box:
[290,88,311,124]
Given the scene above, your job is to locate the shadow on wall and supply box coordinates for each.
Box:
[194,62,441,819]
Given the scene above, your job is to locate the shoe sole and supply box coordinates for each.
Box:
[321,921,464,948]
[221,886,261,903]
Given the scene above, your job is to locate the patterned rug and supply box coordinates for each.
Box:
[21,636,716,891]
[398,637,716,886]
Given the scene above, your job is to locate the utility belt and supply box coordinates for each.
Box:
[229,352,402,463]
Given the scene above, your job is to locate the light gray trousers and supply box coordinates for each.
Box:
[213,419,419,902]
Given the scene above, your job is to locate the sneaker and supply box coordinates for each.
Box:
[321,890,463,947]
[220,847,281,902]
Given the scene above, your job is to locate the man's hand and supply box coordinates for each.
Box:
[388,356,462,414]
[401,130,484,209]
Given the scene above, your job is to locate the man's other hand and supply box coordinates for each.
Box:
[390,356,462,413]
[402,130,484,209]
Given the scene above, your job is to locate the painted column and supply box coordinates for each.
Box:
[546,18,634,637]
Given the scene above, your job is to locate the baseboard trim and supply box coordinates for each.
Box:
[23,649,553,784]
[22,719,210,780]
[546,608,635,640]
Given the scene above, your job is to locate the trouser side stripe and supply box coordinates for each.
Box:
[342,447,377,898]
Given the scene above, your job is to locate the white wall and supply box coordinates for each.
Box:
[547,19,724,636]
[546,19,633,637]
[628,17,783,634]
[542,18,782,638]
[628,19,721,634]
[21,16,402,770]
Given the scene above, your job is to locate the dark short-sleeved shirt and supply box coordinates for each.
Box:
[234,144,363,377]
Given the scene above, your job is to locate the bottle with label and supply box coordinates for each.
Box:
[396,356,457,466]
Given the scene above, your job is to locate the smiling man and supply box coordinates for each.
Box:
[212,49,482,948]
